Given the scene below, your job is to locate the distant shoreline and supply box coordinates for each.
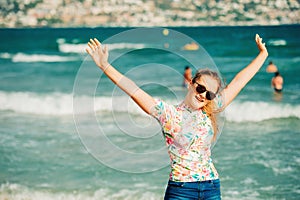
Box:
[0,24,299,30]
[2,0,299,29]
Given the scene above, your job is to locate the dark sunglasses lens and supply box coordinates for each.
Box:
[206,92,216,100]
[196,85,206,94]
[195,83,217,100]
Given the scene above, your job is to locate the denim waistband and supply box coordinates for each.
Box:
[168,179,220,190]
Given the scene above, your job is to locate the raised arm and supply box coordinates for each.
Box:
[222,34,268,107]
[86,38,156,114]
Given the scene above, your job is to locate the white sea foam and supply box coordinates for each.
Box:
[0,183,162,200]
[0,52,12,59]
[225,100,300,122]
[0,91,74,115]
[223,189,261,200]
[267,39,287,46]
[58,42,146,54]
[12,53,78,63]
[58,43,87,54]
[0,91,299,121]
[56,38,66,44]
[0,91,148,116]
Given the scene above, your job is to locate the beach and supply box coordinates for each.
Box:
[0,25,300,199]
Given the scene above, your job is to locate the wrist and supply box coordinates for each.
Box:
[98,61,109,70]
[259,50,268,57]
[102,63,111,71]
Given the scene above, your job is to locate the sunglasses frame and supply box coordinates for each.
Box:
[194,82,217,100]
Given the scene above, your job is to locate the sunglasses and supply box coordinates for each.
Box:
[194,82,217,100]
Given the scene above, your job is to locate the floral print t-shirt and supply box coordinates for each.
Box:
[151,98,219,182]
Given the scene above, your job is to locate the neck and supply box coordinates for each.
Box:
[182,97,202,111]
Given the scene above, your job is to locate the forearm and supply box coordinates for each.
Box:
[102,64,156,114]
[224,51,268,106]
[86,38,156,114]
[103,64,139,97]
[233,51,268,88]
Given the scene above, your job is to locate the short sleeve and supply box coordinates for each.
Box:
[150,98,175,127]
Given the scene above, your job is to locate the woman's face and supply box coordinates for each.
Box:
[185,75,219,110]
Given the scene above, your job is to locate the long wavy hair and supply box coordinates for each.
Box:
[192,69,224,142]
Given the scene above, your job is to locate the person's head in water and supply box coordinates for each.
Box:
[184,66,192,76]
[183,66,193,87]
[184,69,223,140]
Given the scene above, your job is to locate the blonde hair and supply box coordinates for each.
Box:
[192,69,223,142]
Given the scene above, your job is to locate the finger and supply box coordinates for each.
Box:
[86,46,94,55]
[256,36,262,44]
[103,45,108,53]
[86,48,92,55]
[88,42,95,51]
[94,38,101,47]
[90,38,97,47]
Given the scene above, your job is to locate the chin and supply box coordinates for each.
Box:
[191,97,206,109]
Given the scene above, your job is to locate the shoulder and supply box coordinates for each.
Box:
[151,98,177,115]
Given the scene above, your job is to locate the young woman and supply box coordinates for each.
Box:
[86,34,268,200]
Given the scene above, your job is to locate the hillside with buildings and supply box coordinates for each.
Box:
[0,0,299,28]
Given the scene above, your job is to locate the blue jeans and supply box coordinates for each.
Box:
[164,179,221,200]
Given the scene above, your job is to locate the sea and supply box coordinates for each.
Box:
[0,25,299,200]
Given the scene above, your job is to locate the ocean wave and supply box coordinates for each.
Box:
[58,42,146,54]
[0,91,74,115]
[0,91,299,121]
[0,183,162,200]
[0,91,149,116]
[225,101,300,122]
[11,53,78,63]
[267,39,287,46]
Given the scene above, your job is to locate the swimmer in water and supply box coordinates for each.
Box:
[183,66,192,88]
[272,71,284,93]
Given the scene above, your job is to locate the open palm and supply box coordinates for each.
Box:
[86,38,109,70]
[255,34,268,54]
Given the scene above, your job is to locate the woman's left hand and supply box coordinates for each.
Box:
[255,34,268,56]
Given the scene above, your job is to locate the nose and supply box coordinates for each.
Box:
[196,91,206,99]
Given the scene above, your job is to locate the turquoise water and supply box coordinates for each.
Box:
[0,26,300,199]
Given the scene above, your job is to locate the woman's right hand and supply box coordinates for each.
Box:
[86,38,109,70]
[85,39,155,115]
